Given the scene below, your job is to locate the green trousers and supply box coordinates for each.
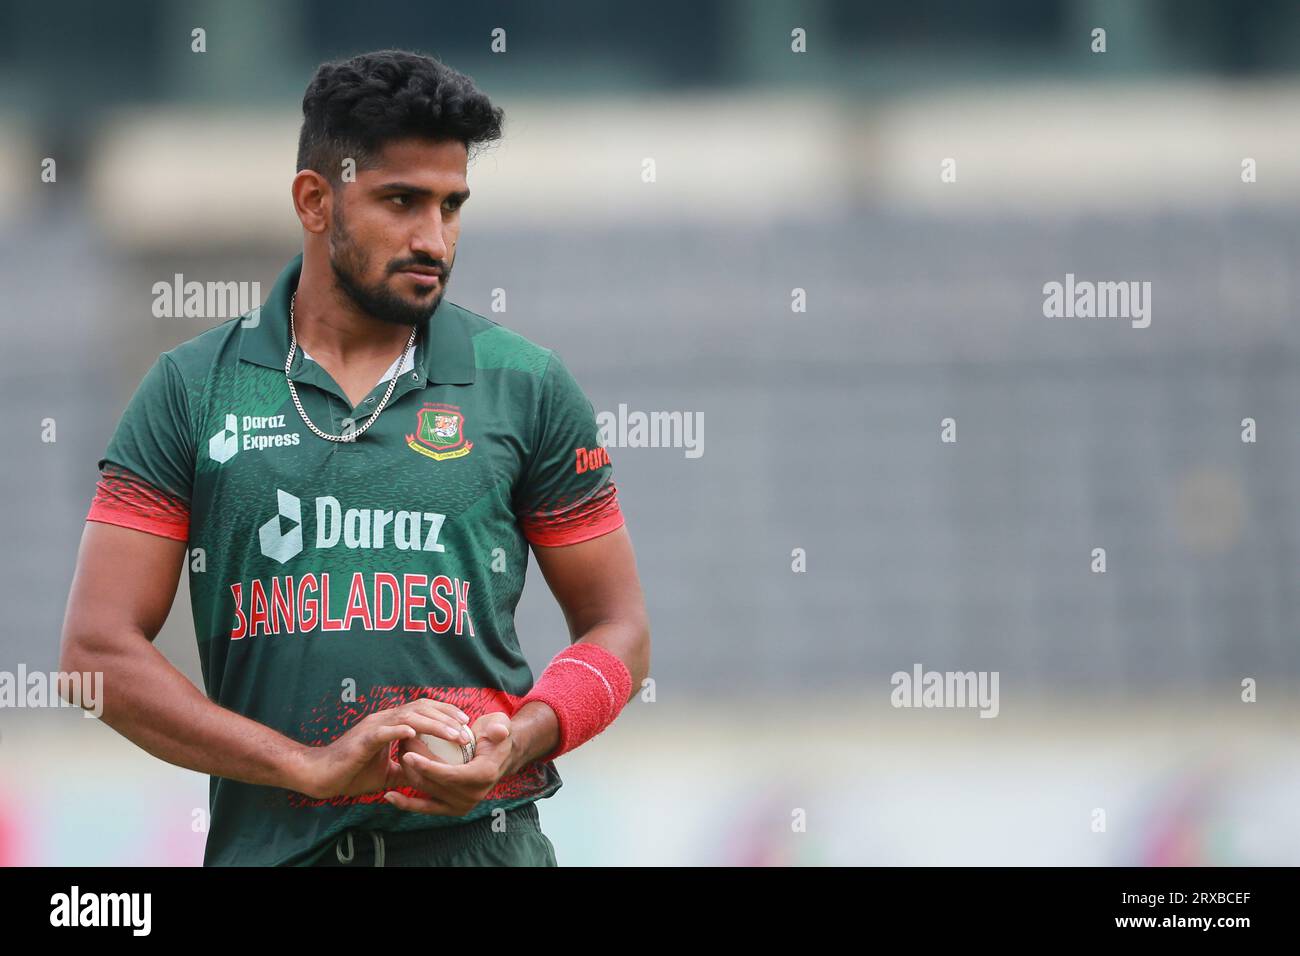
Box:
[313,802,557,867]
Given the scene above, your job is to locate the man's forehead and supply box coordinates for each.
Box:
[361,137,468,182]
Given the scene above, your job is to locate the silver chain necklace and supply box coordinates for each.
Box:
[285,291,418,443]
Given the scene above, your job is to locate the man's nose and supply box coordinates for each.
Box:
[409,213,449,261]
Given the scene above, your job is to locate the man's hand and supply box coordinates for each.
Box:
[384,711,514,815]
[297,699,473,800]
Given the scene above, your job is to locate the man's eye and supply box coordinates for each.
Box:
[389,195,409,207]
[444,199,463,212]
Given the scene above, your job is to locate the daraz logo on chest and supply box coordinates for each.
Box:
[258,489,447,564]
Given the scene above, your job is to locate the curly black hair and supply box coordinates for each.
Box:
[296,49,504,182]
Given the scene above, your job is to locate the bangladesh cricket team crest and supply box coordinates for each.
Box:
[406,402,474,461]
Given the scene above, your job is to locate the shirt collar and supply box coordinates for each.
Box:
[238,253,476,385]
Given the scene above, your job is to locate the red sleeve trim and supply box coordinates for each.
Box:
[86,465,190,542]
[522,481,624,548]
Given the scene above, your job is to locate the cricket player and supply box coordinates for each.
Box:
[59,49,650,866]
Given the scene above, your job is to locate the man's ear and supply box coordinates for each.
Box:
[292,169,333,235]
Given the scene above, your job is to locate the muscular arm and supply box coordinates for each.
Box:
[502,524,650,775]
[58,521,316,793]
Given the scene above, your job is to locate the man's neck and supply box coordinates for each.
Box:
[294,255,416,366]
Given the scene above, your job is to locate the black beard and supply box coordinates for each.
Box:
[328,216,448,327]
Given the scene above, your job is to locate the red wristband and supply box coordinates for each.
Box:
[520,642,633,762]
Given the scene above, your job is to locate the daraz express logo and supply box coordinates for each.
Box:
[208,413,300,464]
[257,490,448,564]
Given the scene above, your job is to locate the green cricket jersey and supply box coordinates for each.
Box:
[86,254,623,866]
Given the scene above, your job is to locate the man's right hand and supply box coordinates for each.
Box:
[296,698,474,800]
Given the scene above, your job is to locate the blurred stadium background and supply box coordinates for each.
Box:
[1,0,1299,865]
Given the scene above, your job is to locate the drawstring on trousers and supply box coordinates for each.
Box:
[335,830,385,867]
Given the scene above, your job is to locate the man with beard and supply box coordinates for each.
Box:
[60,50,650,867]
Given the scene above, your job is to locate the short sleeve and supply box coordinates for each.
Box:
[86,354,194,541]
[515,351,623,547]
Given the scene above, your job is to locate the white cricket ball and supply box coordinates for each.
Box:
[416,724,476,765]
